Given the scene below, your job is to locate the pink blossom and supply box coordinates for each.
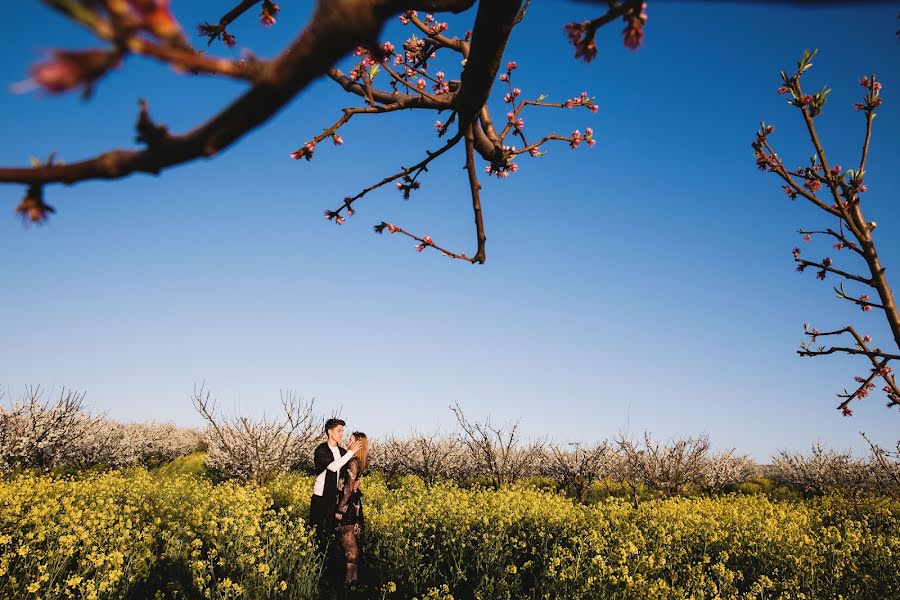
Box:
[783,185,798,199]
[29,49,121,95]
[805,179,822,193]
[507,61,518,71]
[569,130,581,149]
[803,233,812,242]
[854,102,866,111]
[863,336,872,343]
[777,86,791,95]
[128,0,182,40]
[290,141,316,161]
[841,406,853,417]
[622,16,645,50]
[417,79,426,90]
[259,1,279,27]
[499,73,509,82]
[423,236,433,245]
[415,243,426,252]
[332,134,343,145]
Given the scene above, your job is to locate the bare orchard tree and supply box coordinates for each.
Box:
[192,384,320,485]
[0,0,643,264]
[615,432,711,502]
[0,386,106,471]
[702,449,757,495]
[862,433,900,498]
[542,441,615,502]
[367,437,408,485]
[769,443,875,498]
[450,402,545,488]
[99,421,203,467]
[754,50,898,417]
[376,430,467,486]
[7,2,861,262]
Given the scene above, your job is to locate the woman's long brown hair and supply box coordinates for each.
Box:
[352,432,368,473]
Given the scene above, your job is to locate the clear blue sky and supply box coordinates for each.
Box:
[1,1,898,460]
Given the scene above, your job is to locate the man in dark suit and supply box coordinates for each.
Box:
[310,418,361,564]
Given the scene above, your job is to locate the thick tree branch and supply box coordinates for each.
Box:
[454,0,523,124]
[0,0,477,187]
[464,124,486,264]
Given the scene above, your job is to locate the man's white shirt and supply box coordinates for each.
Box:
[312,445,356,496]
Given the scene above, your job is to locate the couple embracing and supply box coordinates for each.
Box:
[309,418,368,587]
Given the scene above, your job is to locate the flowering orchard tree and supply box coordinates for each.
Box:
[2,1,878,263]
[753,50,899,417]
[1,0,656,263]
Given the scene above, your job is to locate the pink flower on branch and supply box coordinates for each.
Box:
[127,0,184,43]
[15,184,54,225]
[569,130,581,149]
[260,0,280,27]
[28,49,121,96]
[622,4,648,51]
[564,22,597,63]
[290,141,316,161]
[859,295,872,311]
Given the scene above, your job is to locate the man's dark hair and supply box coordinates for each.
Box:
[324,418,345,433]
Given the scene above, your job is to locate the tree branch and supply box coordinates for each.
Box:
[464,124,486,264]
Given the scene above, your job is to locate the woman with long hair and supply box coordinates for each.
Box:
[334,431,368,587]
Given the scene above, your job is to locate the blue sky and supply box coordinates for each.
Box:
[1,1,898,460]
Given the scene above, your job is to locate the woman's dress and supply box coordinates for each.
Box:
[335,456,364,564]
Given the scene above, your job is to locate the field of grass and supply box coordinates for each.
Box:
[2,462,898,599]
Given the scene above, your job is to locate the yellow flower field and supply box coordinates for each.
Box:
[1,468,897,599]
